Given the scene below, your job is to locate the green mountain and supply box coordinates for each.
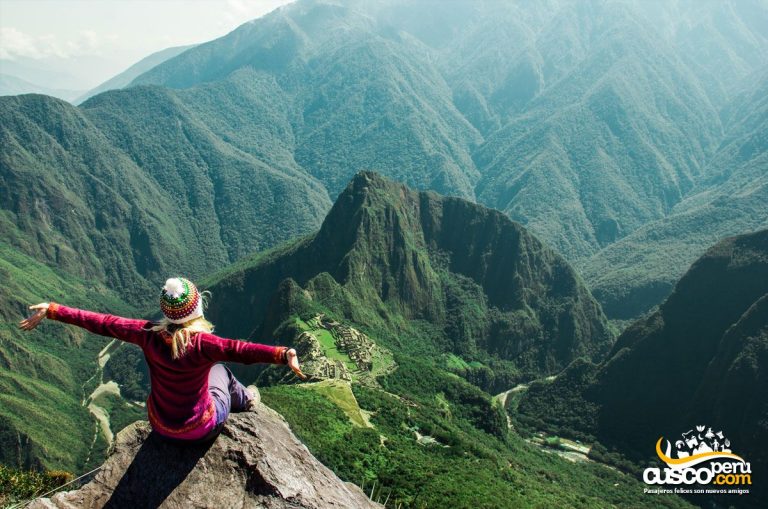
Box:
[581,72,768,318]
[1,93,330,301]
[516,229,768,506]
[204,172,613,386]
[0,92,329,471]
[132,2,482,200]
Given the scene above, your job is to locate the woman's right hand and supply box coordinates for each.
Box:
[19,303,50,331]
[286,348,308,380]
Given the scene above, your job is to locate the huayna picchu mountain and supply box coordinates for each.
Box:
[204,172,614,388]
[516,228,768,507]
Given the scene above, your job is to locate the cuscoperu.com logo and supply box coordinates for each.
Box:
[643,425,751,496]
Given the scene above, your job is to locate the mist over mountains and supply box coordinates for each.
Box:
[131,0,767,316]
[2,0,766,318]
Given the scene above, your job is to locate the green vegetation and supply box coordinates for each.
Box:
[298,380,372,428]
[200,174,699,505]
[0,241,136,472]
[132,0,766,292]
[581,74,768,318]
[207,173,614,388]
[444,353,470,370]
[262,361,691,508]
[0,465,73,508]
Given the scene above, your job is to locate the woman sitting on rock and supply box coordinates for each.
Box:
[19,277,305,443]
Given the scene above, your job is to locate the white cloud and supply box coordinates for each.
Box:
[0,26,104,60]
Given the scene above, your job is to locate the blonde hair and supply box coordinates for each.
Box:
[151,291,214,359]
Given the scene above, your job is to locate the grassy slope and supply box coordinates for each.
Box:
[262,362,691,508]
[0,241,137,472]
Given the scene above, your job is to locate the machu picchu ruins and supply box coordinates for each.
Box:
[293,315,395,386]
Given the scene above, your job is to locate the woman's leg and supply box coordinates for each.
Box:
[208,363,253,420]
[225,366,252,412]
[208,364,232,426]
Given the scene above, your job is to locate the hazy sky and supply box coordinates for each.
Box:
[0,0,295,88]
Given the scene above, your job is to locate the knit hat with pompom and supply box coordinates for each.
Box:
[160,277,204,324]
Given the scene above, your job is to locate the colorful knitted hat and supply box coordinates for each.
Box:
[160,277,204,324]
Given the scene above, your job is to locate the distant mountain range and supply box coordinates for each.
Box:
[129,0,766,317]
[2,0,766,319]
[0,73,85,103]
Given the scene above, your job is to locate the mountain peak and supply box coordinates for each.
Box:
[30,407,380,509]
[346,170,395,193]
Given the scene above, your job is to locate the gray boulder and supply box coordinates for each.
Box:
[30,405,380,508]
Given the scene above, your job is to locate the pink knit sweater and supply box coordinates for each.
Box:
[47,303,287,439]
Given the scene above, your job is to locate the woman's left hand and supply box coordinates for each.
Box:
[286,348,307,380]
[19,303,50,331]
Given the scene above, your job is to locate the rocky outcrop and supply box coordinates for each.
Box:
[30,406,380,509]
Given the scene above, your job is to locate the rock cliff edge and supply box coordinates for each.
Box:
[30,405,380,508]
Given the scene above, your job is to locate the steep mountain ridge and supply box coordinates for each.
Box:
[81,86,330,261]
[517,228,768,506]
[1,92,331,300]
[123,0,767,314]
[134,1,482,200]
[471,2,722,259]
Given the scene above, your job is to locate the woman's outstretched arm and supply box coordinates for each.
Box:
[198,332,306,379]
[19,302,151,347]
